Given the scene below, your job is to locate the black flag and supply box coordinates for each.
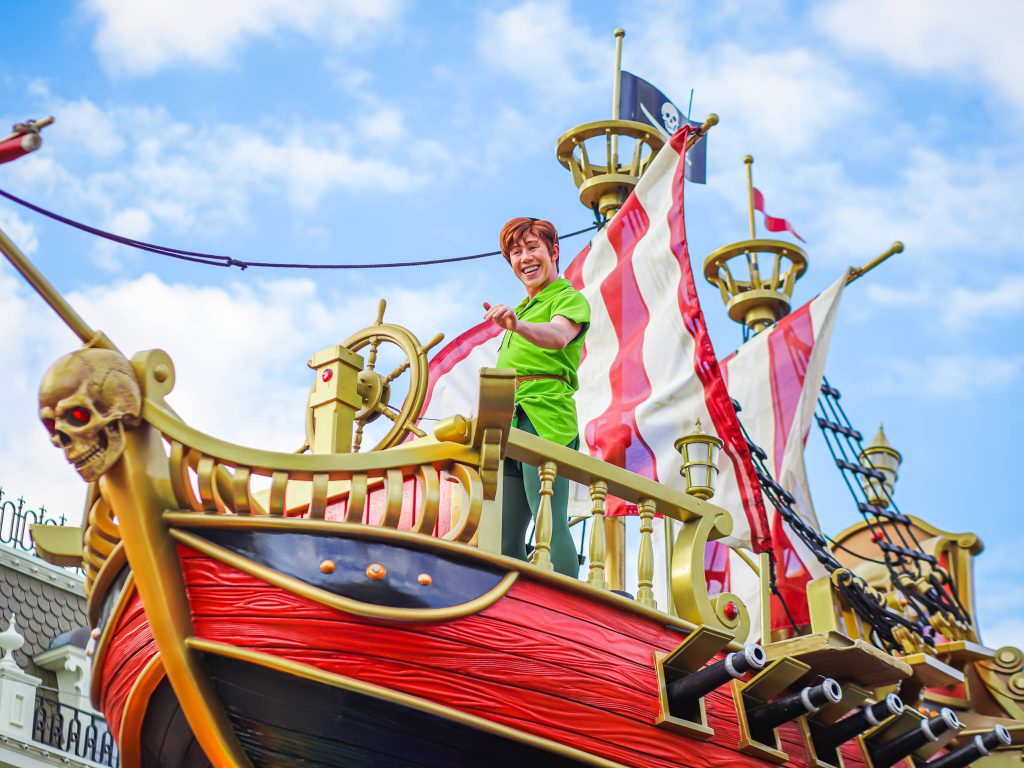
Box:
[618,71,706,184]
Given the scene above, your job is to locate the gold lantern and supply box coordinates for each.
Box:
[859,424,902,508]
[675,419,724,501]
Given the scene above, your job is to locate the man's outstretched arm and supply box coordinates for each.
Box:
[483,302,581,350]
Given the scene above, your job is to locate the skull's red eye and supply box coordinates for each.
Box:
[66,407,91,426]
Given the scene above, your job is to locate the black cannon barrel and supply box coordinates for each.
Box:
[666,644,766,707]
[747,679,844,735]
[870,708,962,768]
[924,725,1011,768]
[813,694,905,754]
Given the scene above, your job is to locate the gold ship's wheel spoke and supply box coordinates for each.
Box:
[304,299,442,453]
[366,335,382,372]
[383,360,410,386]
[378,404,402,422]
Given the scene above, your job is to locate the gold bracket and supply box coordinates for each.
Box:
[655,625,734,739]
[733,656,812,763]
[800,684,873,768]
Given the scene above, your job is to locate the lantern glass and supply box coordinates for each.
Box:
[676,420,724,500]
[685,441,710,465]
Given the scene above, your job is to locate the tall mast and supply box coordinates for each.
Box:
[555,28,716,222]
[702,154,809,335]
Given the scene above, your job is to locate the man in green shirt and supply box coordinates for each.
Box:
[484,217,590,578]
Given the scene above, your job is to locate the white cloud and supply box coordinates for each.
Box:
[476,1,606,107]
[949,277,1024,330]
[866,276,1024,331]
[690,46,864,157]
[781,145,1024,270]
[0,263,478,525]
[868,354,1024,399]
[0,209,38,255]
[4,93,437,259]
[975,534,1024,649]
[815,0,1024,116]
[84,0,404,77]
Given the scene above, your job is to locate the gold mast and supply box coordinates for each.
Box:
[702,154,808,335]
[610,28,624,172]
[555,28,717,221]
[555,28,718,590]
[0,224,119,352]
[745,155,756,239]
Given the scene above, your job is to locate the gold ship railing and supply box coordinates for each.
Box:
[74,348,748,642]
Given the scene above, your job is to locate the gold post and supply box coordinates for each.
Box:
[846,241,904,285]
[663,516,676,616]
[610,27,625,172]
[531,461,557,571]
[636,498,656,608]
[744,155,756,239]
[759,551,772,643]
[587,481,609,590]
[0,224,118,352]
[603,517,626,591]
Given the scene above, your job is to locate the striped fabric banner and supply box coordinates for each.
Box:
[714,275,846,637]
[421,127,770,556]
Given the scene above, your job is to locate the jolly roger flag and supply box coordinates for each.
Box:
[618,71,706,184]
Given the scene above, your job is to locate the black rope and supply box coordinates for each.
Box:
[0,186,600,271]
[815,377,971,628]
[766,550,801,634]
[734,399,920,654]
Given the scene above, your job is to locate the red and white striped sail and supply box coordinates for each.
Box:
[421,127,770,558]
[713,275,846,637]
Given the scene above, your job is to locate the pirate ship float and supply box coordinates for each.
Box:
[3,27,1023,768]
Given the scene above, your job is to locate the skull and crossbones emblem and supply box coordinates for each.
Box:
[661,102,681,133]
[38,348,142,481]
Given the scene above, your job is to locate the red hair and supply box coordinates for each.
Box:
[499,217,558,262]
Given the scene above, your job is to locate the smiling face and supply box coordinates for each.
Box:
[508,233,560,298]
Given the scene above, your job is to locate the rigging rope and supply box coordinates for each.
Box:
[0,186,600,270]
[815,378,971,629]
[733,398,923,654]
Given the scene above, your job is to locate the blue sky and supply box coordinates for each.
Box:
[1,1,1021,646]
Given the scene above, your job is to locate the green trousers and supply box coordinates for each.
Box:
[502,410,580,578]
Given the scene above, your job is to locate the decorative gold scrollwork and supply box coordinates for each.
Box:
[671,511,750,640]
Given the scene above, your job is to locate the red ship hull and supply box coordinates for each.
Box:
[95,524,873,768]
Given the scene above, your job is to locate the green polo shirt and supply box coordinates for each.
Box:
[495,278,590,445]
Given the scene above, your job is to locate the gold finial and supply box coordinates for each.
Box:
[614,27,625,38]
[846,241,905,285]
[859,423,902,509]
[744,154,753,165]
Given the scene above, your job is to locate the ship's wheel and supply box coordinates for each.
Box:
[305,300,444,453]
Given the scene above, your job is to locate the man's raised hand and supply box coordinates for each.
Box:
[483,302,518,332]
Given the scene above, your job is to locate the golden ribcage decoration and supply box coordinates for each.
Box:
[83,492,120,594]
[164,439,483,545]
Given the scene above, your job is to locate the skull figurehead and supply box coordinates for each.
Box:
[661,101,680,134]
[38,349,142,482]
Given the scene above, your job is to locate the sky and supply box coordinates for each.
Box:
[0,0,1021,648]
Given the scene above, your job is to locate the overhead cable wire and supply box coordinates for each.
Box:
[0,186,600,271]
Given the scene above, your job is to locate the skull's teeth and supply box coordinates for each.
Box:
[72,443,103,467]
